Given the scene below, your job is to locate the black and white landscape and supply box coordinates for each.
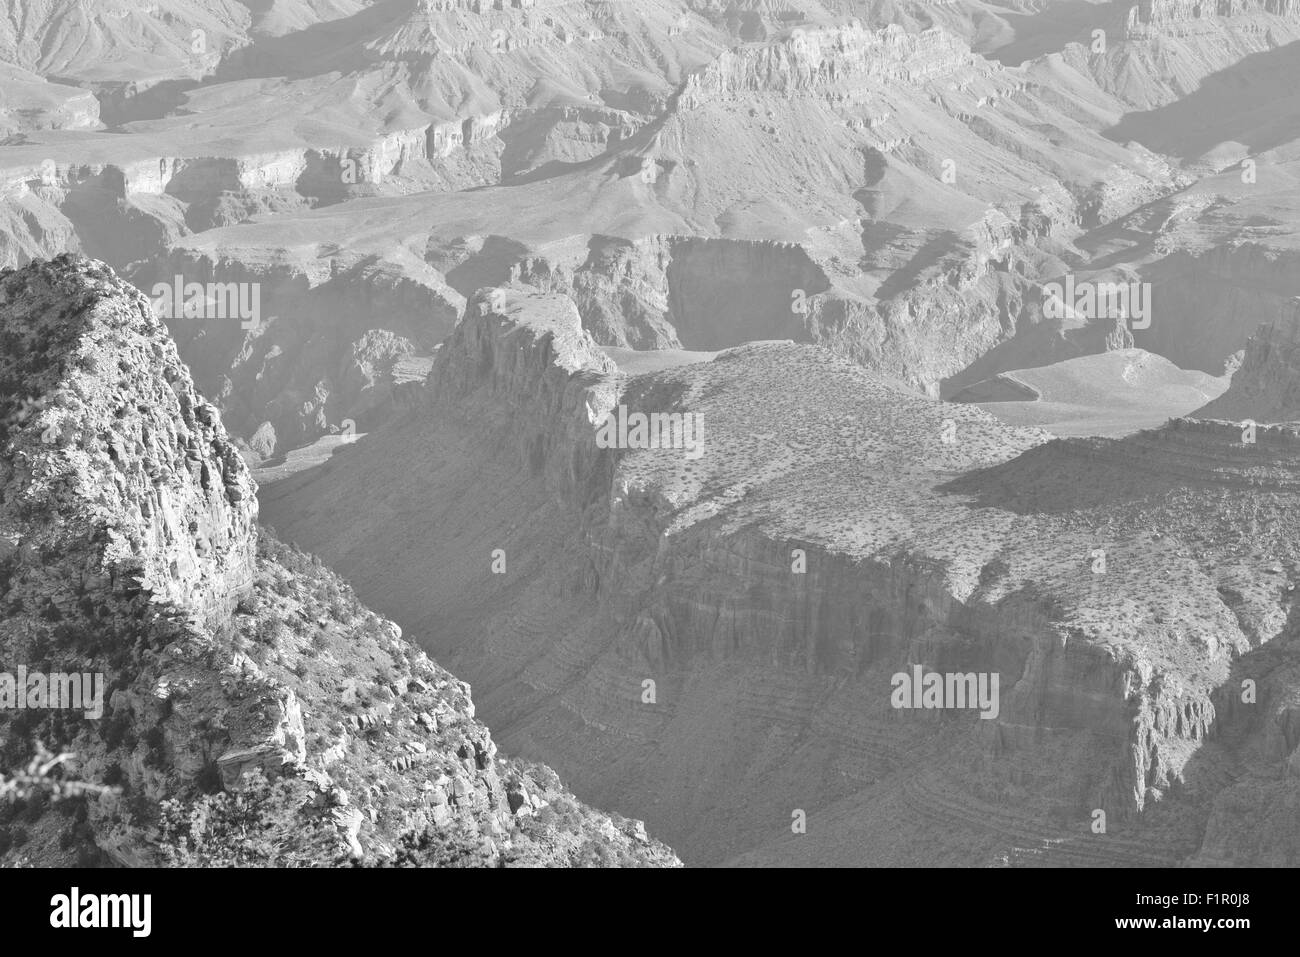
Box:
[1,0,1299,870]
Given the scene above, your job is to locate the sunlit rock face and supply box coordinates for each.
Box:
[0,257,679,869]
[0,254,258,624]
[260,286,1300,867]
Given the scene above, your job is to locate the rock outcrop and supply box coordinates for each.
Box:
[1139,244,1300,376]
[1123,0,1300,38]
[0,256,678,868]
[678,24,977,106]
[0,64,101,135]
[264,286,1300,866]
[130,251,462,460]
[1195,307,1300,422]
[1066,0,1300,112]
[0,256,257,623]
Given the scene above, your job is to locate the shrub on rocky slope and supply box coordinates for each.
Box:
[0,255,678,868]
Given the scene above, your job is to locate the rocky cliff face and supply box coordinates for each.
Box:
[1195,308,1300,422]
[123,250,462,462]
[1123,0,1300,38]
[678,23,976,105]
[1071,0,1300,111]
[498,222,1125,398]
[0,256,678,868]
[0,256,258,623]
[509,235,830,351]
[1140,244,1300,375]
[264,286,1300,865]
[436,293,1211,829]
[0,125,509,274]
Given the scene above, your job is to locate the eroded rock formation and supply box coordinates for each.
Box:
[0,256,678,868]
[264,287,1300,866]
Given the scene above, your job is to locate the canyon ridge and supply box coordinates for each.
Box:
[3,0,1300,869]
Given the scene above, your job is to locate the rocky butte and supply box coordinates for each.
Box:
[263,286,1300,866]
[0,256,678,867]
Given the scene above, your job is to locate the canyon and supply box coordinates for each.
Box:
[3,0,1300,868]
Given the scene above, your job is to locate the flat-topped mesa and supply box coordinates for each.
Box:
[679,23,977,107]
[1123,0,1300,36]
[343,299,1221,850]
[0,255,257,629]
[265,279,1300,861]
